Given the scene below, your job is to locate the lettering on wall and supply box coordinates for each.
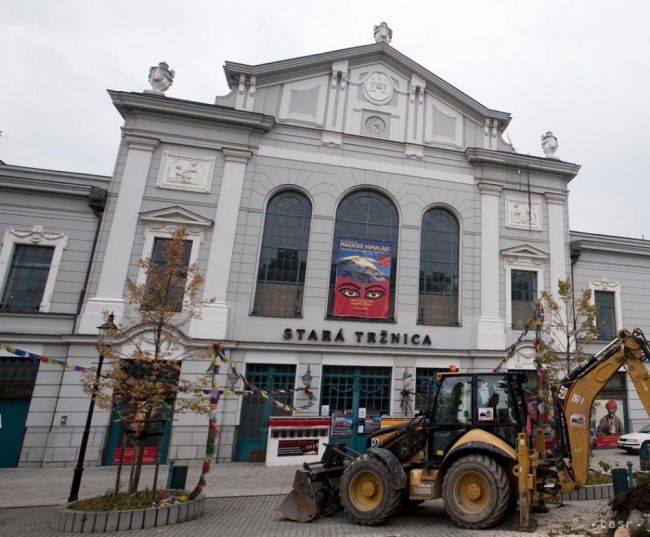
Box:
[282,328,432,346]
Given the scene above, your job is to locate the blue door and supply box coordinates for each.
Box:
[0,399,31,467]
[321,366,391,453]
[234,364,296,462]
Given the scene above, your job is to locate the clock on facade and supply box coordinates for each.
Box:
[365,116,386,134]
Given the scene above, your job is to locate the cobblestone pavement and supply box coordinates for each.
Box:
[0,496,610,537]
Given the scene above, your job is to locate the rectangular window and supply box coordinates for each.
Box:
[415,368,444,413]
[144,238,192,312]
[511,270,537,330]
[0,245,54,312]
[595,290,616,340]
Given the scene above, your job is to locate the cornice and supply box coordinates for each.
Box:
[465,148,581,180]
[477,182,503,196]
[108,90,275,132]
[224,43,511,128]
[0,164,109,197]
[570,231,650,257]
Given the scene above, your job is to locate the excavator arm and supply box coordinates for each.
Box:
[554,328,650,485]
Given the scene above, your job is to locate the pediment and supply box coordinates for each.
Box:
[139,206,212,228]
[500,244,549,259]
[222,43,510,127]
[218,43,512,153]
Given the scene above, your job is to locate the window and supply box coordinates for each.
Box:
[328,190,399,320]
[0,226,68,313]
[418,208,459,325]
[1,245,54,312]
[415,367,444,413]
[143,238,192,312]
[594,290,616,340]
[511,270,537,330]
[253,191,312,317]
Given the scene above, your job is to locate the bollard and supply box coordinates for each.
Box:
[641,445,650,471]
[612,468,630,496]
[627,460,635,488]
[166,460,175,490]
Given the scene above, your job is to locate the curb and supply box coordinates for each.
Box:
[562,484,613,501]
[50,495,205,533]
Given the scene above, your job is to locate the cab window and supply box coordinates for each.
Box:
[434,376,472,425]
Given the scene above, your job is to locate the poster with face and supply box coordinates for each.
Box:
[592,398,625,448]
[332,237,392,319]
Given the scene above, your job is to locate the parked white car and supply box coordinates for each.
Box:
[617,424,650,453]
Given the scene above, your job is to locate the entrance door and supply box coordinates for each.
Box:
[0,399,30,467]
[321,366,391,453]
[234,364,295,462]
[103,406,174,466]
[0,356,39,467]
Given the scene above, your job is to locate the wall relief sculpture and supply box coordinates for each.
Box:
[156,151,216,193]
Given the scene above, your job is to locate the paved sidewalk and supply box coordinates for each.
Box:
[0,462,300,508]
[0,496,610,537]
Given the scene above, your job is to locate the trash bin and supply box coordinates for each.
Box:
[640,446,650,471]
[168,464,188,490]
[612,468,630,496]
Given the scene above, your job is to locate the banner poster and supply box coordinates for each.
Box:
[592,398,626,448]
[331,412,353,438]
[332,237,393,319]
[277,438,319,457]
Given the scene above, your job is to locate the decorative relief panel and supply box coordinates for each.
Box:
[157,151,216,193]
[362,71,394,106]
[505,197,543,231]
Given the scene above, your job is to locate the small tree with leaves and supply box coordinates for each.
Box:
[82,228,214,494]
[535,278,599,388]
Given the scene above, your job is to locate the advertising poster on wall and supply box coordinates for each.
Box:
[332,237,393,319]
[592,398,626,448]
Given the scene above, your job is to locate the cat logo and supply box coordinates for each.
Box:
[557,386,569,400]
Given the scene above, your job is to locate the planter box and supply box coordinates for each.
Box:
[562,484,614,501]
[51,495,205,533]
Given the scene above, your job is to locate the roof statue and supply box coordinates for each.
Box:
[373,22,392,44]
[147,61,175,94]
[541,131,558,158]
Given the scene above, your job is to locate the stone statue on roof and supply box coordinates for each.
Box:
[541,131,558,158]
[374,22,392,44]
[148,61,175,94]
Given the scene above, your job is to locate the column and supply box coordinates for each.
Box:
[189,148,251,339]
[476,183,505,349]
[78,136,158,333]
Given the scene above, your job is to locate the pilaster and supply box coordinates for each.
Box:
[79,136,158,333]
[476,182,505,349]
[189,148,252,340]
[545,192,568,297]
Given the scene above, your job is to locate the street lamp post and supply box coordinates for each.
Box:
[68,313,117,502]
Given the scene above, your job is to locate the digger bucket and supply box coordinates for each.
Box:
[278,469,321,522]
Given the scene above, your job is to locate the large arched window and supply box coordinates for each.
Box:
[253,190,312,317]
[418,207,459,325]
[328,190,399,320]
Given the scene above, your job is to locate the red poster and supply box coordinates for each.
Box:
[332,238,392,319]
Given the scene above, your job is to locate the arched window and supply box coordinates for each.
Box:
[418,208,459,325]
[253,190,312,317]
[328,190,399,320]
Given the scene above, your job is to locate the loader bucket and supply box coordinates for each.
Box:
[278,469,321,522]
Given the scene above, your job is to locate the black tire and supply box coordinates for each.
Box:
[642,441,650,451]
[340,454,403,525]
[442,454,511,529]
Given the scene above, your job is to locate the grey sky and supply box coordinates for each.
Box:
[2,1,649,238]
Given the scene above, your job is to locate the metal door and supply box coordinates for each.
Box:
[0,399,30,467]
[234,364,295,462]
[321,366,391,453]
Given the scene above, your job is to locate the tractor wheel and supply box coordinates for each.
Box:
[442,454,510,529]
[340,454,403,525]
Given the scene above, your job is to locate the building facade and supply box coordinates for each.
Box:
[1,35,649,467]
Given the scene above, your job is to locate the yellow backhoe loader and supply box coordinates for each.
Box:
[279,328,650,530]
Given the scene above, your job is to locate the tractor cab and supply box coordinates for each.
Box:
[427,372,528,466]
